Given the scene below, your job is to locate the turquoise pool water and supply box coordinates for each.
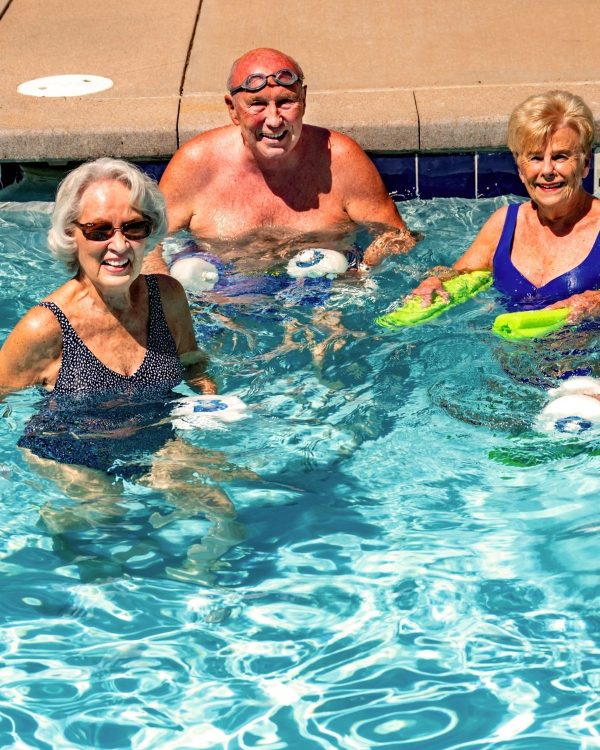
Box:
[0,197,599,749]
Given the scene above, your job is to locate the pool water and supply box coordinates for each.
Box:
[0,197,599,749]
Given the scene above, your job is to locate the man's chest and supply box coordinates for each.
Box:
[189,172,348,236]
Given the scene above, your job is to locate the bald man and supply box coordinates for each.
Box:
[144,47,415,274]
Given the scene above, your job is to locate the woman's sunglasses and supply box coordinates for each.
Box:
[75,218,153,242]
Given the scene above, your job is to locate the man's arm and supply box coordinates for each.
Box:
[332,133,415,266]
[142,138,205,275]
[143,244,170,275]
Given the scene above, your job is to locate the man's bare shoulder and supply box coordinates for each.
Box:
[310,127,377,183]
[303,126,403,233]
[300,125,371,169]
[159,125,240,220]
[312,127,385,195]
[326,128,371,161]
[173,126,240,168]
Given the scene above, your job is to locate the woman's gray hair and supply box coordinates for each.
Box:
[48,157,167,273]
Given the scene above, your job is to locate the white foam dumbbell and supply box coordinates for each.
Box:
[287,248,349,279]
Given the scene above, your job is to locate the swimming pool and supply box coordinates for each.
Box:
[0,196,598,749]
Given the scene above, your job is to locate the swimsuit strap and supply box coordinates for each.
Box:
[493,203,540,307]
[494,203,520,267]
[581,224,600,262]
[145,274,177,354]
[38,300,67,322]
[38,300,80,358]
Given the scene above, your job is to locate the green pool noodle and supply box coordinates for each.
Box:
[492,307,570,340]
[376,270,493,328]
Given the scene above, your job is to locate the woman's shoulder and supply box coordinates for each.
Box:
[454,205,514,271]
[475,204,513,241]
[488,203,513,223]
[587,195,600,218]
[149,272,186,300]
[13,302,62,352]
[0,299,63,377]
[23,279,83,339]
[149,273,189,321]
[22,296,62,329]
[146,273,195,353]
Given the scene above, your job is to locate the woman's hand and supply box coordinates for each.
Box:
[407,276,448,306]
[406,266,462,306]
[546,290,600,323]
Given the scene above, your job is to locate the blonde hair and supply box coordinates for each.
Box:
[48,158,167,274]
[507,90,595,159]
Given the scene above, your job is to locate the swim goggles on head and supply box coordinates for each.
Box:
[229,68,303,96]
[75,218,152,242]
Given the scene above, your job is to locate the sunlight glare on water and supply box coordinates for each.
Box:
[0,197,598,748]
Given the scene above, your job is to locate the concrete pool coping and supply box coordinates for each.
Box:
[0,0,599,162]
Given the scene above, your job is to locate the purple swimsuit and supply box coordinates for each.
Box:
[493,203,600,311]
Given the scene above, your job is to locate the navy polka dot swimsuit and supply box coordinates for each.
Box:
[18,275,184,478]
[42,274,183,395]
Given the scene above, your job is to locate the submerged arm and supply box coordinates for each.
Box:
[408,206,506,305]
[142,142,203,275]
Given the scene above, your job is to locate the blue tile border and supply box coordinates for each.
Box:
[1,151,597,200]
[369,155,417,200]
[418,152,476,199]
[135,161,168,183]
[372,149,596,200]
[583,163,595,194]
[477,151,526,198]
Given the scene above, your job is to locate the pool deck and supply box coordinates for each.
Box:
[0,0,599,162]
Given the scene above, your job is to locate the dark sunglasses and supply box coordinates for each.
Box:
[75,218,153,242]
[229,68,302,96]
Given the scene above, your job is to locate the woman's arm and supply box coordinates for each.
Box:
[0,306,62,391]
[545,290,600,323]
[156,275,217,394]
[408,206,507,305]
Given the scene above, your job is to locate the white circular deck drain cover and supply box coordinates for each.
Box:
[17,74,113,97]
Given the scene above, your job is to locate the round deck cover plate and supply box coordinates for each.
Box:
[17,74,113,97]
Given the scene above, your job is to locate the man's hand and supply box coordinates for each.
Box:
[362,227,418,266]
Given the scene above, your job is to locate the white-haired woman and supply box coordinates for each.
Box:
[412,90,600,321]
[0,156,212,398]
[0,158,242,579]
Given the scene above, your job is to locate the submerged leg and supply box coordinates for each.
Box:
[22,448,125,533]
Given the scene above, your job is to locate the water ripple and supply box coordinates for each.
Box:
[0,197,598,748]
